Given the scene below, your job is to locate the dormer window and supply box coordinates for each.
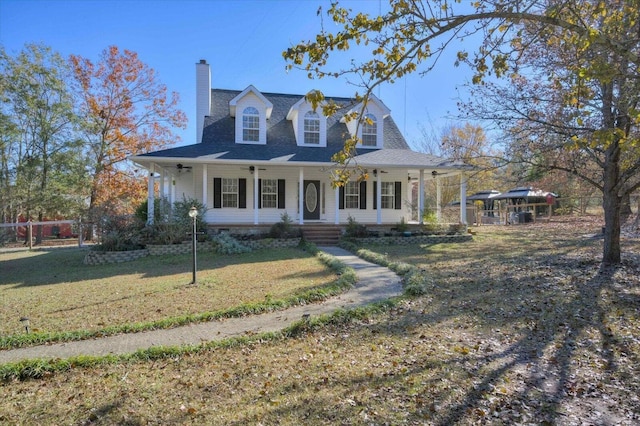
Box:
[304,111,320,144]
[287,95,327,147]
[340,94,390,149]
[230,85,272,145]
[361,114,377,146]
[242,107,260,142]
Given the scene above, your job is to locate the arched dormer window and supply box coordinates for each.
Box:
[340,95,389,148]
[230,86,272,145]
[304,111,320,144]
[361,114,377,146]
[242,107,260,142]
[286,97,327,147]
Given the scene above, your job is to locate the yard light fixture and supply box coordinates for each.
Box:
[189,206,198,284]
[19,317,30,333]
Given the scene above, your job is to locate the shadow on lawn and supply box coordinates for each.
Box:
[226,227,638,424]
[404,236,637,424]
[234,261,637,425]
[0,247,317,288]
[431,267,622,425]
[405,245,636,424]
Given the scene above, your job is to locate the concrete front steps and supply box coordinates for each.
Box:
[302,225,342,246]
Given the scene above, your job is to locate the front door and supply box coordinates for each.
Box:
[303,180,320,220]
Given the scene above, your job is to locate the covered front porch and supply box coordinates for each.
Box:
[137,159,470,228]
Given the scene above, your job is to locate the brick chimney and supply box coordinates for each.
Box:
[195,59,211,144]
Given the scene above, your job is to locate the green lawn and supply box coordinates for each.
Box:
[1,216,639,425]
[0,247,336,337]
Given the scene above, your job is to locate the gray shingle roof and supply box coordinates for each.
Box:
[137,88,415,164]
[352,149,469,169]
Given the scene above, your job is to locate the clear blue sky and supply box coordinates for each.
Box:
[0,0,474,150]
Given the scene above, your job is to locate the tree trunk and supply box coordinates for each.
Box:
[602,143,622,266]
[84,188,98,242]
[602,192,621,266]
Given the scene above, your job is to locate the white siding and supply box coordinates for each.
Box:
[173,172,193,206]
[343,101,388,150]
[291,103,327,147]
[170,165,410,225]
[234,93,268,145]
[336,171,410,224]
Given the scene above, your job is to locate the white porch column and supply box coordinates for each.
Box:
[334,185,340,224]
[146,164,155,225]
[376,172,382,224]
[202,165,208,210]
[436,177,442,222]
[460,173,468,224]
[418,169,425,225]
[298,168,304,225]
[170,174,176,211]
[254,167,259,225]
[159,168,166,202]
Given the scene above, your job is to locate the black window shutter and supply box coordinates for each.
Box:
[373,181,377,210]
[257,179,262,209]
[339,186,345,210]
[277,179,286,209]
[239,178,247,209]
[394,181,402,210]
[359,181,367,209]
[213,178,222,208]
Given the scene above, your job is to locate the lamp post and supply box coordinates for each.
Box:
[188,206,198,284]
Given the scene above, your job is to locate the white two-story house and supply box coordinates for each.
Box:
[130,60,469,233]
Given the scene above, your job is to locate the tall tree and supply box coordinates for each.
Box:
[418,122,503,208]
[70,46,187,218]
[0,112,18,224]
[0,43,86,242]
[440,123,503,194]
[283,0,640,266]
[459,1,640,264]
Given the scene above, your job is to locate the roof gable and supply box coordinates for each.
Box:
[339,94,391,149]
[341,93,391,121]
[229,85,273,119]
[286,93,330,147]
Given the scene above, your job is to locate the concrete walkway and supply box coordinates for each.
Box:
[0,247,403,364]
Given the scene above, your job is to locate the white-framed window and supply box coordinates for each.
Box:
[261,179,277,208]
[304,111,320,144]
[362,113,377,146]
[242,107,260,142]
[381,181,395,209]
[345,181,360,209]
[222,178,238,208]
